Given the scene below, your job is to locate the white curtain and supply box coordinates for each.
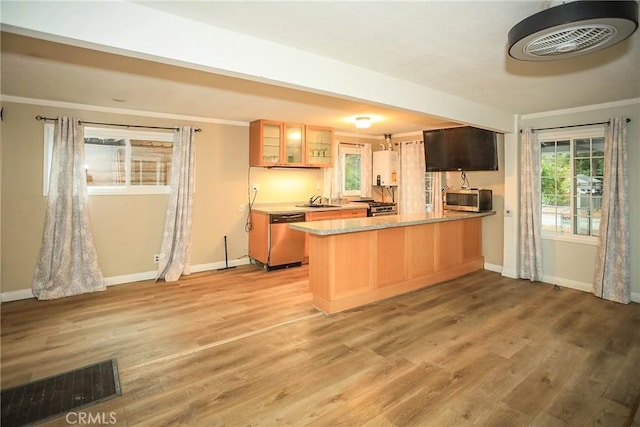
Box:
[32,117,105,300]
[323,141,372,199]
[322,139,341,200]
[593,118,630,303]
[430,172,444,215]
[157,126,196,282]
[360,143,372,198]
[519,128,543,281]
[399,141,426,214]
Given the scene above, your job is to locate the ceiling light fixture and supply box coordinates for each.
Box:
[355,116,372,129]
[508,0,638,61]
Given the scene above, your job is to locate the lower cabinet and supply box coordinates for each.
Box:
[308,217,484,314]
[248,211,269,264]
[303,209,367,262]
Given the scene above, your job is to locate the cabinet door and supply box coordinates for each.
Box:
[307,210,342,221]
[248,211,269,263]
[284,123,305,165]
[250,120,282,166]
[341,209,367,218]
[306,126,334,167]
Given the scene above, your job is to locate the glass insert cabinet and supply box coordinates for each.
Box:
[249,120,333,167]
[305,125,333,167]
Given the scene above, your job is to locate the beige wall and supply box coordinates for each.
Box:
[444,133,505,268]
[249,167,324,204]
[521,101,639,298]
[1,102,251,293]
[390,132,505,268]
[0,101,506,296]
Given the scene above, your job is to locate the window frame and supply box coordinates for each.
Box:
[538,125,604,246]
[43,123,174,196]
[340,146,363,197]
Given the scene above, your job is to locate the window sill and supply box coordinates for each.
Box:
[87,186,170,196]
[541,231,598,246]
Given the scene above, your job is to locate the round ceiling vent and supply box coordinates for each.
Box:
[508,1,638,61]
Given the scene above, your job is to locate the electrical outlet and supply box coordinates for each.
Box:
[153,254,160,263]
[252,183,260,191]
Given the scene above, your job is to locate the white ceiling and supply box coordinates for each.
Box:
[1,1,638,135]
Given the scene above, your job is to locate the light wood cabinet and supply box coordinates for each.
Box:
[303,208,367,261]
[308,217,485,314]
[250,120,305,167]
[249,120,333,168]
[305,125,334,167]
[248,211,269,264]
[306,208,366,221]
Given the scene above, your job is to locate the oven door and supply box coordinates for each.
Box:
[369,208,397,217]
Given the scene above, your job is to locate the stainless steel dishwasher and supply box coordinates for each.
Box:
[268,213,306,270]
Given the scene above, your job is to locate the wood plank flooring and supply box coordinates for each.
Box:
[2,265,639,426]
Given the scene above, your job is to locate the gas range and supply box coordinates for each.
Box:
[364,201,397,217]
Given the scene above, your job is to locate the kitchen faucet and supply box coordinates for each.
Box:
[309,195,322,205]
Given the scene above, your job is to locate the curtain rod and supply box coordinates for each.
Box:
[35,116,202,132]
[520,117,630,133]
[339,141,365,147]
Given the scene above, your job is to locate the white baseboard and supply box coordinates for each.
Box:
[190,258,251,273]
[103,271,156,287]
[484,263,503,274]
[4,259,636,303]
[1,288,35,302]
[542,274,592,293]
[1,258,252,302]
[500,268,519,279]
[543,274,640,303]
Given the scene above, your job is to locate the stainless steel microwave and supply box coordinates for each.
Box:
[444,188,492,212]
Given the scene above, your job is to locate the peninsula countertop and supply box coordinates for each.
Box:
[250,202,370,215]
[289,210,496,236]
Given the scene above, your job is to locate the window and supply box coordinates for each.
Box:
[539,126,604,240]
[425,171,435,211]
[44,124,174,195]
[341,147,362,196]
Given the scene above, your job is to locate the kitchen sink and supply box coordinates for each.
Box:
[296,204,341,208]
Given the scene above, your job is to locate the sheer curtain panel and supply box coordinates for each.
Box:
[399,141,426,214]
[593,118,630,303]
[360,143,372,198]
[519,128,543,281]
[430,172,443,215]
[322,139,342,200]
[157,126,196,282]
[32,117,105,300]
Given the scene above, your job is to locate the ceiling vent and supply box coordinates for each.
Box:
[508,0,638,61]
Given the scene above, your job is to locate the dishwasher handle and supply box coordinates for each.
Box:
[270,213,306,224]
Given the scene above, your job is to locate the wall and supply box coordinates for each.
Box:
[374,131,505,270]
[1,100,509,299]
[444,132,505,270]
[520,100,639,301]
[1,101,251,296]
[248,167,323,204]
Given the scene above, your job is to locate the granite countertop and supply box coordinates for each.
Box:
[251,202,370,214]
[289,210,496,236]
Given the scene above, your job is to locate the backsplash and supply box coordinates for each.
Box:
[249,167,324,203]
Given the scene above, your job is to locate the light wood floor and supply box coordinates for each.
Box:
[2,265,639,426]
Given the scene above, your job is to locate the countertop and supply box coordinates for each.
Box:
[289,210,496,236]
[250,202,370,214]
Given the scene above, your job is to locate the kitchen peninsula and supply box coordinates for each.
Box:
[290,211,495,314]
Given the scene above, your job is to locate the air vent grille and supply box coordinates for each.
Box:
[525,25,617,57]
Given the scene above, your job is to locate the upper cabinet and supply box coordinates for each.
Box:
[305,125,334,167]
[250,120,333,168]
